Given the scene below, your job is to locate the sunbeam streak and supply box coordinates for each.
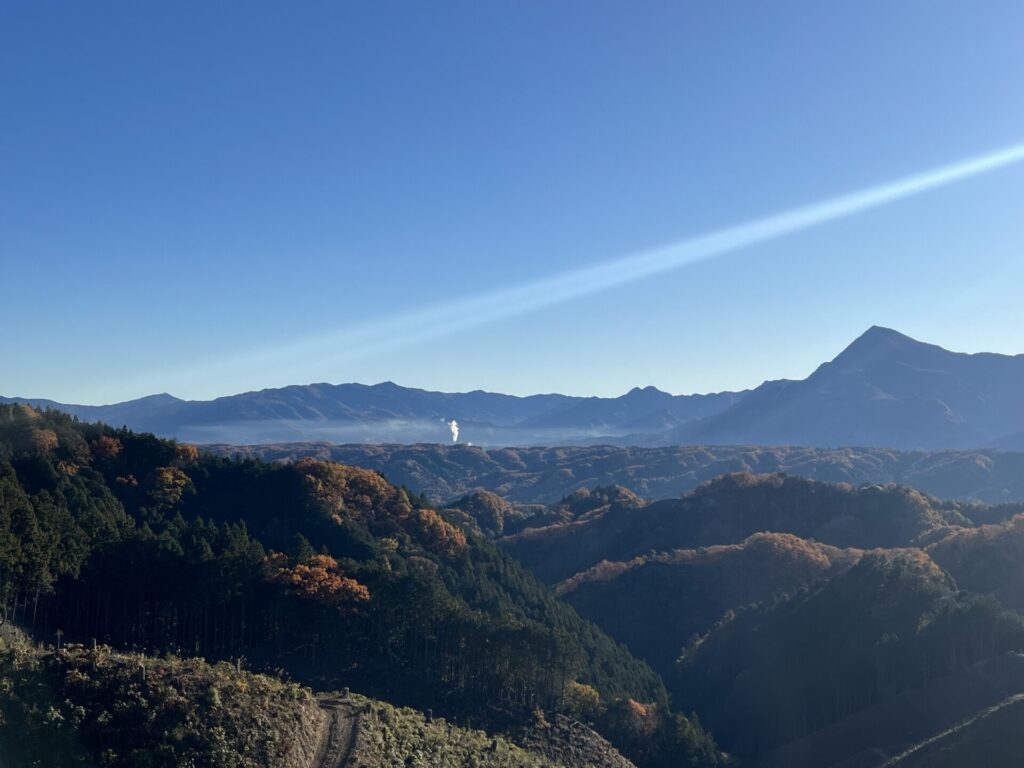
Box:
[191,140,1024,380]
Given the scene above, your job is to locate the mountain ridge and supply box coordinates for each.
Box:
[5,327,1024,450]
[0,380,748,445]
[656,326,1024,450]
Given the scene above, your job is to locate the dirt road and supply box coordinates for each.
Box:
[310,698,362,768]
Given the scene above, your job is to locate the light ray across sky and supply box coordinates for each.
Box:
[173,140,1024,390]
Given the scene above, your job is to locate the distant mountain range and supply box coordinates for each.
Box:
[5,326,1024,450]
[0,381,745,446]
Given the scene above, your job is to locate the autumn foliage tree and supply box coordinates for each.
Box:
[264,551,370,609]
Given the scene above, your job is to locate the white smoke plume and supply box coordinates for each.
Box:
[448,419,459,443]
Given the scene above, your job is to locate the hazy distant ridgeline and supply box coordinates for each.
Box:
[0,382,745,446]
[6,327,1024,450]
[208,442,1024,505]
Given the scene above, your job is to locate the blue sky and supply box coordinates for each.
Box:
[2,1,1023,403]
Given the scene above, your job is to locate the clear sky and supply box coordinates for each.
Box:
[2,1,1024,404]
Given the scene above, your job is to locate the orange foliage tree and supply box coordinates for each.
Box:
[293,459,466,557]
[90,435,123,460]
[264,552,370,609]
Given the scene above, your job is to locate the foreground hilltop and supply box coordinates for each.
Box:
[0,404,724,768]
[0,627,635,768]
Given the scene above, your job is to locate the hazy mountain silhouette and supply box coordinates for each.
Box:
[4,327,1024,449]
[0,382,743,445]
[518,385,744,432]
[658,326,1024,450]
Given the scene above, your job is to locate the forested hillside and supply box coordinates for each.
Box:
[0,404,725,767]
[556,533,861,676]
[11,403,1024,767]
[487,472,1024,766]
[927,514,1024,613]
[675,551,1024,758]
[499,473,990,583]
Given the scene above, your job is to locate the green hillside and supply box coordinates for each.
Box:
[557,533,861,677]
[0,404,725,767]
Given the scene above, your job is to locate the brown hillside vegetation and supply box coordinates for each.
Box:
[500,473,969,583]
[350,694,638,768]
[442,489,543,537]
[0,628,325,768]
[441,485,646,541]
[927,514,1024,613]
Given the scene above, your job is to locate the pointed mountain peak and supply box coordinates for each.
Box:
[837,326,922,358]
[814,327,955,380]
[854,325,915,345]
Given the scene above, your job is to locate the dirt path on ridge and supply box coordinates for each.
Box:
[309,698,362,768]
